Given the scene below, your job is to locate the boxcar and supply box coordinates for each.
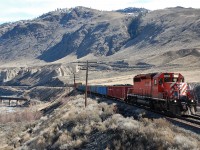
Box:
[108,85,132,100]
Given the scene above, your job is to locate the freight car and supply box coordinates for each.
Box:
[77,85,132,100]
[77,72,197,116]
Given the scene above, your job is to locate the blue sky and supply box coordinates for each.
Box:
[1,0,200,24]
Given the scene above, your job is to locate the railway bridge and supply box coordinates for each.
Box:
[0,96,28,106]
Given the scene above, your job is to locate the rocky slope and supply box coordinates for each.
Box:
[0,7,136,66]
[0,6,199,69]
[106,7,200,70]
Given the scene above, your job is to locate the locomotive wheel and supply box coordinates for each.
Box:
[169,104,181,116]
[150,100,155,110]
[125,96,129,103]
[126,96,132,104]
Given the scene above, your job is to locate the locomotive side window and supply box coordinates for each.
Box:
[173,78,177,82]
[176,78,184,82]
[134,78,141,82]
[154,79,157,85]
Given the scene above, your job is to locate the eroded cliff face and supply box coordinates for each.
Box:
[0,64,75,86]
[0,64,75,101]
[0,68,21,82]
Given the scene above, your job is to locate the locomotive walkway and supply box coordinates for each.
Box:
[0,96,28,106]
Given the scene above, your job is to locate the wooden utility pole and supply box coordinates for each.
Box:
[85,61,89,107]
[73,61,97,107]
[73,73,76,89]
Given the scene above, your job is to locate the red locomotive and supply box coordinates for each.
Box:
[127,73,197,115]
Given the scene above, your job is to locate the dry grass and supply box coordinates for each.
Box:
[0,108,42,124]
[0,107,42,149]
[8,94,199,150]
[104,116,200,150]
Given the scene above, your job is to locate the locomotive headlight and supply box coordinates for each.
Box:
[191,100,193,103]
[174,100,177,103]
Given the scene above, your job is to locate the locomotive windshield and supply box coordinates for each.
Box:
[164,74,171,82]
[164,77,183,82]
[173,78,184,82]
[164,77,171,82]
[163,74,184,82]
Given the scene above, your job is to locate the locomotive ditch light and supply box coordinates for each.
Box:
[174,100,177,103]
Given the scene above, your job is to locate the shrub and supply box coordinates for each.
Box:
[0,108,42,124]
[13,96,200,150]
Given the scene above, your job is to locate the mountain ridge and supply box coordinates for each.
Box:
[0,6,199,70]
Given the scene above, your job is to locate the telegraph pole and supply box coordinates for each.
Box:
[73,73,76,89]
[85,61,89,107]
[74,61,97,107]
[71,73,79,91]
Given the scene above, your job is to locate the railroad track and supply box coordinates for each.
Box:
[179,116,200,126]
[187,114,200,120]
[195,113,200,117]
[166,117,200,134]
